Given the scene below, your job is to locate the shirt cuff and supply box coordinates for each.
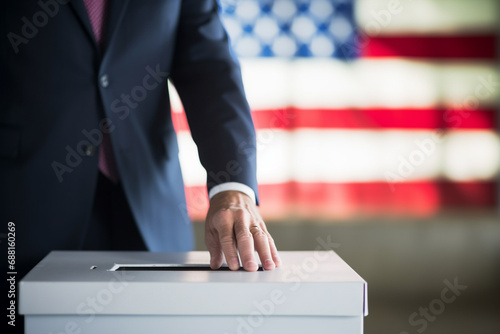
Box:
[208,182,256,204]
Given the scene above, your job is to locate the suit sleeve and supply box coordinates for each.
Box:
[170,0,259,203]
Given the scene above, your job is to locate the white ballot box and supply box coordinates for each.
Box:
[20,251,368,333]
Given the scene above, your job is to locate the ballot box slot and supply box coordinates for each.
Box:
[108,264,263,271]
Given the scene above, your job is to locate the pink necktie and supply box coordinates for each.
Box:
[83,0,119,182]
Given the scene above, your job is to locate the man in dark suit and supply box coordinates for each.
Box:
[1,1,280,330]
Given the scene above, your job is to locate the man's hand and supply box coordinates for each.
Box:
[205,191,281,271]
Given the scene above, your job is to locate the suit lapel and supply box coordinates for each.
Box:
[104,0,130,53]
[69,0,97,48]
[69,0,130,54]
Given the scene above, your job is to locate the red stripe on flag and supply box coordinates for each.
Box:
[172,112,190,132]
[361,35,498,59]
[253,108,497,130]
[173,108,496,132]
[184,181,497,221]
[271,181,497,219]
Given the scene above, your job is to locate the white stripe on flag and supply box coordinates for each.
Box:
[177,131,206,186]
[239,58,499,110]
[169,81,183,113]
[177,129,500,185]
[290,129,500,183]
[355,0,500,35]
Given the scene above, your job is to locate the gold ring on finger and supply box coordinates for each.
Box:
[249,225,261,233]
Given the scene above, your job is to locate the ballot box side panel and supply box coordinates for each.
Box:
[20,281,365,316]
[25,314,363,334]
[20,251,367,317]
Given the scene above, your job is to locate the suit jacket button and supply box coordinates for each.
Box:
[83,144,95,157]
[99,74,109,88]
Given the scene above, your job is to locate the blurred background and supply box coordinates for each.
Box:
[171,0,500,333]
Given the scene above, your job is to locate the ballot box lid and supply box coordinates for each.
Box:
[19,251,367,317]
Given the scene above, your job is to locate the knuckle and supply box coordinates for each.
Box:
[219,235,234,246]
[212,210,231,223]
[233,208,248,221]
[236,230,253,241]
[253,229,267,239]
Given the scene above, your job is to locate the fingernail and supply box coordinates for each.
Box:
[246,261,258,268]
[265,259,275,269]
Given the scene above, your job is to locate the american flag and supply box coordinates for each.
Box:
[171,0,500,221]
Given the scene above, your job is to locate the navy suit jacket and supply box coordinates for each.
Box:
[0,0,257,265]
